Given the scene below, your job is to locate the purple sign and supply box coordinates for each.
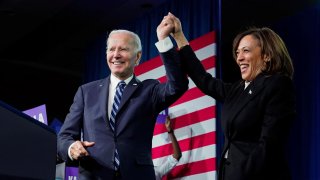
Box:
[23,104,48,125]
[156,108,169,124]
[65,166,78,180]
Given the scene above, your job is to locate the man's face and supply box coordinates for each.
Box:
[106,32,141,80]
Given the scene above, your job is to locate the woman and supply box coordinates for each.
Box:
[163,13,295,180]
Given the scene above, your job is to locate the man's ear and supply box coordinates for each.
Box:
[135,51,142,66]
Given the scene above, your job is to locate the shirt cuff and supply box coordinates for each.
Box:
[68,142,77,160]
[155,36,174,53]
[168,154,179,164]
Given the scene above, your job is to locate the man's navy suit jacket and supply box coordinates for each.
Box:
[57,48,188,180]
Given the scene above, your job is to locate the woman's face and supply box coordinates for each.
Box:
[235,35,266,82]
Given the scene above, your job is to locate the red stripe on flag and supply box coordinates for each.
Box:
[165,158,216,179]
[171,87,206,107]
[135,38,215,77]
[153,106,215,135]
[202,56,216,70]
[157,76,167,83]
[134,56,162,76]
[152,131,215,159]
[189,31,216,51]
[155,56,215,84]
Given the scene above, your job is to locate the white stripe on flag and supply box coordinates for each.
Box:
[137,65,164,81]
[172,171,217,180]
[188,68,215,89]
[153,144,216,166]
[137,43,216,81]
[152,118,216,148]
[169,97,216,119]
[195,43,216,60]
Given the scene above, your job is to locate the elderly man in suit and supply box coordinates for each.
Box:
[57,21,188,180]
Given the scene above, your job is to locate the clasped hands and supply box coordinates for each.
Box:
[157,12,183,40]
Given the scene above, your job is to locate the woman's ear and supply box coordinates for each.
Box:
[263,54,271,62]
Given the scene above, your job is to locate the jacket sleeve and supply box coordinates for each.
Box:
[57,86,84,161]
[153,47,189,110]
[179,45,232,102]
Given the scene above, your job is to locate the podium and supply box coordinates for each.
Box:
[0,101,56,180]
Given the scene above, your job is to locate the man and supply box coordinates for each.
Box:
[57,26,188,179]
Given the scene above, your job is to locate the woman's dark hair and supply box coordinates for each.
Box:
[232,27,294,79]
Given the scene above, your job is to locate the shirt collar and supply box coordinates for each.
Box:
[244,81,251,89]
[110,74,133,90]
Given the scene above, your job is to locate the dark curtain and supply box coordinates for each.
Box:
[272,3,320,180]
[84,34,110,82]
[84,0,217,82]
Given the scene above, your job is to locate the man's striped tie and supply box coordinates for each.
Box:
[109,81,126,171]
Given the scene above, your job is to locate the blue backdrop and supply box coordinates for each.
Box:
[273,4,320,180]
[84,0,217,82]
[84,0,320,179]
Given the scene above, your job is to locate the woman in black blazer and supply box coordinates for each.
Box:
[163,13,295,180]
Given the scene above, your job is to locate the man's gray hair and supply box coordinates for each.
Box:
[107,29,142,53]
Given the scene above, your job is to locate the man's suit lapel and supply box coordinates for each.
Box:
[116,76,141,135]
[99,77,110,125]
[226,74,267,138]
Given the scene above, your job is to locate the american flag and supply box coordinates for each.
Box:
[135,31,216,180]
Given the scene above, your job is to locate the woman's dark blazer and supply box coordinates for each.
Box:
[179,45,295,180]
